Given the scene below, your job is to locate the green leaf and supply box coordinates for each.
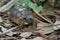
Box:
[28,2,37,9]
[13,4,19,8]
[19,0,31,5]
[39,0,45,2]
[49,11,55,15]
[35,6,43,12]
[19,0,23,4]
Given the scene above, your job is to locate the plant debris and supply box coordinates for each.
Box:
[0,0,60,40]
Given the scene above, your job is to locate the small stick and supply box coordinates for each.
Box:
[32,9,54,25]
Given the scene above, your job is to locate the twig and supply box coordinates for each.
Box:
[37,24,60,28]
[0,26,19,35]
[33,9,54,25]
[34,18,48,24]
[33,32,54,40]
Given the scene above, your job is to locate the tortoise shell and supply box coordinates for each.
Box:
[9,8,37,29]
